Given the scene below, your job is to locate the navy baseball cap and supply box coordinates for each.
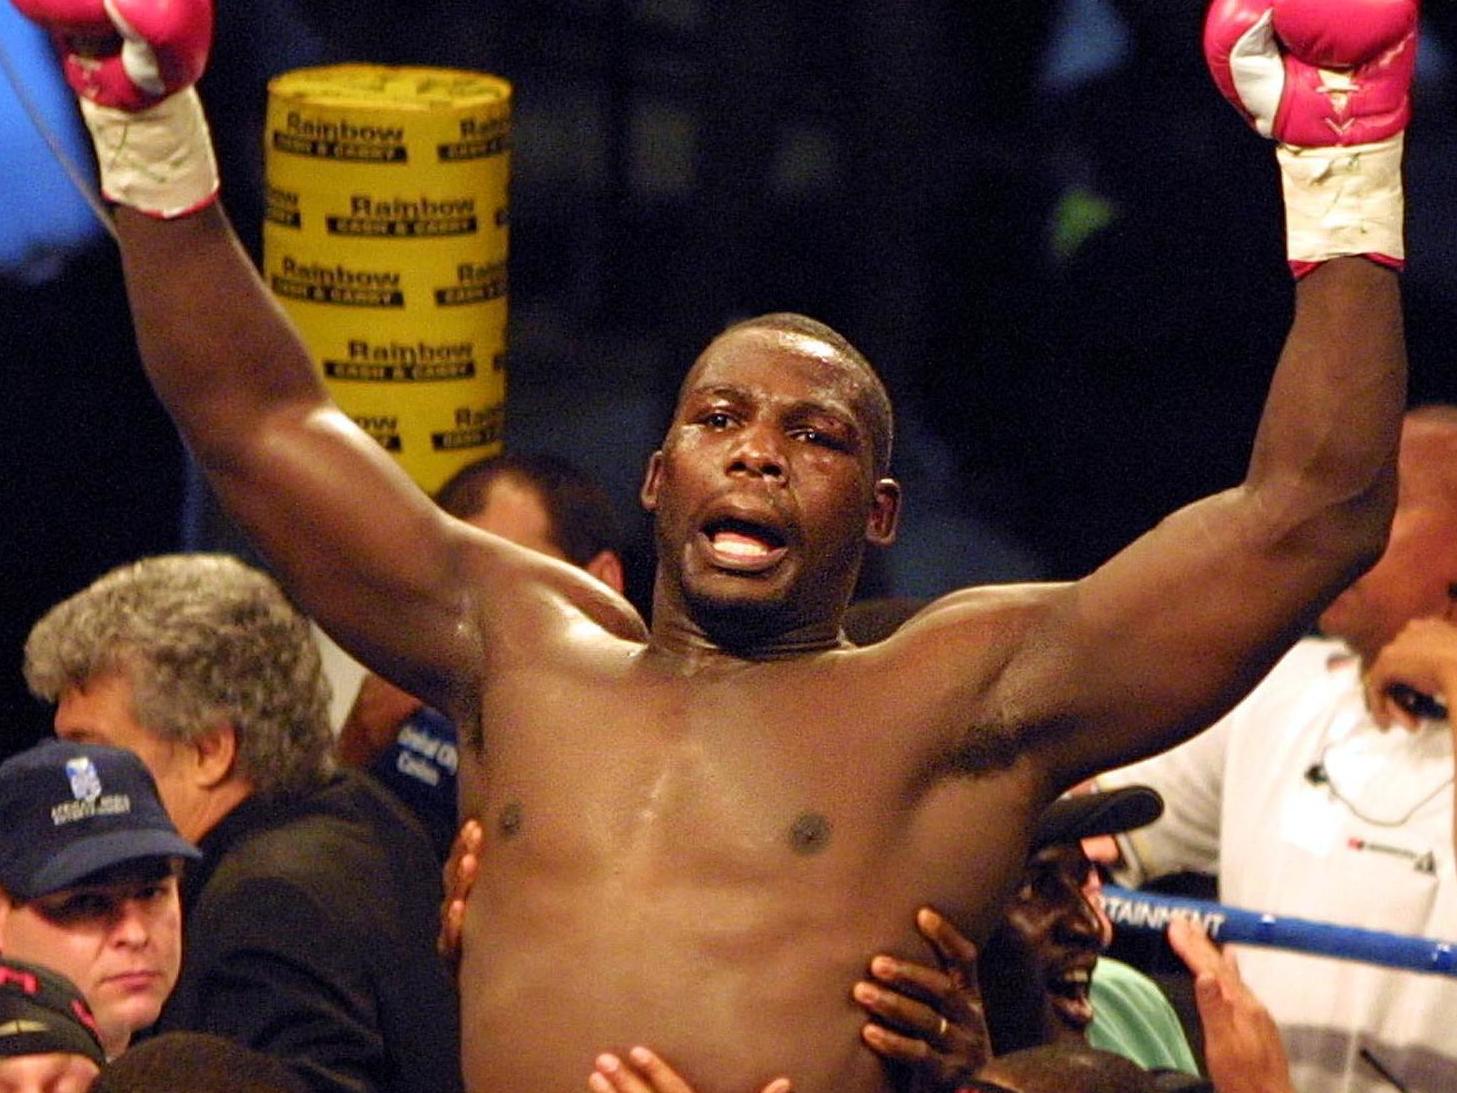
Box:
[0,739,200,901]
[0,956,106,1067]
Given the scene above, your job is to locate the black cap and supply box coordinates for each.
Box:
[0,956,107,1067]
[1031,785,1164,852]
[0,739,200,901]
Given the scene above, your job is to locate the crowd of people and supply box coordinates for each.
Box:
[2,0,1453,1090]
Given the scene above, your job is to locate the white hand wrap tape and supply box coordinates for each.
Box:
[80,87,220,219]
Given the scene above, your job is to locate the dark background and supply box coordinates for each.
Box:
[4,0,1457,760]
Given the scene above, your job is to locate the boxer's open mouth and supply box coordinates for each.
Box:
[703,518,788,572]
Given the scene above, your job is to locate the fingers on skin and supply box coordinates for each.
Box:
[916,906,978,975]
[869,954,954,1002]
[438,897,465,958]
[854,977,943,1036]
[629,1047,697,1093]
[456,850,480,892]
[588,1048,709,1093]
[441,822,482,943]
[858,981,985,1082]
[860,1020,933,1065]
[588,1048,793,1093]
[438,822,482,961]
[459,820,485,861]
[588,1053,654,1093]
[443,819,483,893]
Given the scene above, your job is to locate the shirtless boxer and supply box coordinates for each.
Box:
[9,0,1417,1088]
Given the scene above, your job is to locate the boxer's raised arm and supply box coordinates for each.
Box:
[118,205,489,699]
[10,0,523,705]
[965,0,1413,790]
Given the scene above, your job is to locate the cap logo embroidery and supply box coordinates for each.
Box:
[50,757,131,826]
[65,757,102,802]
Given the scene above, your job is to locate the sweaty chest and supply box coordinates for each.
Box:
[458,656,1042,1017]
[462,663,973,878]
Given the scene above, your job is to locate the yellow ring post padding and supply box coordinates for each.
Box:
[263,64,512,494]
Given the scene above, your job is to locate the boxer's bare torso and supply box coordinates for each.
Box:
[435,333,1078,1090]
[453,590,1045,1092]
[110,204,1404,1092]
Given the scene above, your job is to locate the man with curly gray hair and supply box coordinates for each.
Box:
[24,553,462,1093]
[25,554,335,824]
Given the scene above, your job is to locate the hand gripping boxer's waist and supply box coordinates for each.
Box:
[9,0,218,218]
[1203,0,1419,275]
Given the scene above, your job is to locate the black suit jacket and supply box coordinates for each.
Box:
[159,769,462,1093]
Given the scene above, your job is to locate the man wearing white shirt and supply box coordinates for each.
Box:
[1101,405,1457,1093]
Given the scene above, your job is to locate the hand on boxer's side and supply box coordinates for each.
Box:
[438,818,482,973]
[855,907,990,1093]
[588,1048,791,1093]
[1203,0,1418,274]
[8,0,218,217]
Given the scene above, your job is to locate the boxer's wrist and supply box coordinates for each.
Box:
[80,88,219,219]
[1277,132,1404,277]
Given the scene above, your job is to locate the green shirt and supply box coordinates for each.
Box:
[1087,957,1200,1075]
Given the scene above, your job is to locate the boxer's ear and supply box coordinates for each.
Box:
[865,478,901,547]
[640,451,664,513]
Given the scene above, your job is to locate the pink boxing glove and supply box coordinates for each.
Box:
[1205,0,1417,147]
[1203,0,1417,275]
[11,0,212,110]
[8,0,218,217]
